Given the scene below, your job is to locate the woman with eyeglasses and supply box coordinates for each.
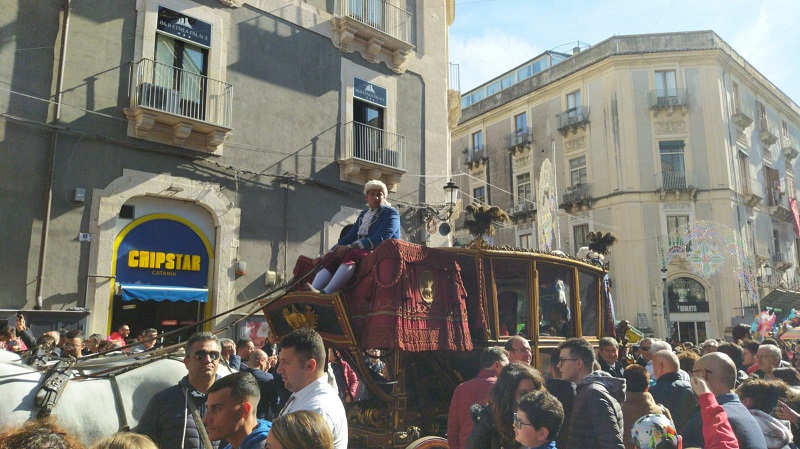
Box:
[465,362,546,449]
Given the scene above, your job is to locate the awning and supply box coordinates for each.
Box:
[757,289,800,320]
[119,284,208,303]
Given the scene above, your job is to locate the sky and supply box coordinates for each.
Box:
[449,0,800,105]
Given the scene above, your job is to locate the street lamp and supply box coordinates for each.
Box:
[422,179,460,222]
[662,266,672,340]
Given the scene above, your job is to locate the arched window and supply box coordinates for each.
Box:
[667,277,708,313]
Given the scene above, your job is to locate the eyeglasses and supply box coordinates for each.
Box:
[640,346,651,351]
[691,368,712,375]
[513,413,535,429]
[558,358,579,365]
[510,347,532,353]
[193,350,221,361]
[756,354,777,360]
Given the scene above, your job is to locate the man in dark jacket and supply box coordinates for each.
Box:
[242,349,279,420]
[558,338,625,449]
[681,352,768,449]
[649,349,697,432]
[136,331,222,449]
[597,337,625,377]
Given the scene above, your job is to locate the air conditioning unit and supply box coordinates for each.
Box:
[139,82,181,114]
[513,203,526,214]
[667,96,680,106]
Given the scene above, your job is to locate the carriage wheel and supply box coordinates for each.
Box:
[405,436,448,449]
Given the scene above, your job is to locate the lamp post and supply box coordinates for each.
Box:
[443,179,459,215]
[662,266,672,340]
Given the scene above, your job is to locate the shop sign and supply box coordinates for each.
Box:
[157,6,212,48]
[161,319,178,326]
[354,78,387,108]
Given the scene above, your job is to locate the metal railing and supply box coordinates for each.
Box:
[449,63,460,92]
[335,0,412,44]
[129,58,232,128]
[556,106,589,132]
[342,121,405,170]
[464,145,486,164]
[648,88,689,109]
[505,130,532,148]
[562,183,592,203]
[655,170,694,190]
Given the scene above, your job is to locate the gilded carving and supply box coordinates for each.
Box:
[654,121,687,134]
[419,270,434,304]
[282,305,319,330]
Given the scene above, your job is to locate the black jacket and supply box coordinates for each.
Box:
[464,404,516,449]
[240,367,279,420]
[566,371,625,449]
[598,357,625,378]
[546,378,576,449]
[649,371,697,432]
[135,376,219,449]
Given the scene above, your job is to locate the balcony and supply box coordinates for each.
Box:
[338,121,406,189]
[733,110,753,129]
[783,138,799,162]
[760,124,779,146]
[505,130,532,154]
[332,0,415,73]
[774,251,794,271]
[648,88,689,116]
[766,185,793,222]
[463,145,488,169]
[124,59,232,154]
[559,183,592,211]
[448,63,461,129]
[556,106,589,136]
[655,170,696,200]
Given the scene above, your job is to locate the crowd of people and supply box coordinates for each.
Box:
[0,322,341,449]
[447,323,800,449]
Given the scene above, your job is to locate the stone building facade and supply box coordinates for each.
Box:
[0,0,457,338]
[451,31,800,341]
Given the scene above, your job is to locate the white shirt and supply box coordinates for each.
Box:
[282,375,348,449]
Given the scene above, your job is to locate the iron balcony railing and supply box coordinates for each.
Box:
[655,170,694,190]
[449,63,460,92]
[464,145,487,164]
[129,58,232,128]
[556,106,589,132]
[335,0,412,44]
[562,183,591,203]
[342,121,405,170]
[648,88,689,109]
[505,130,532,148]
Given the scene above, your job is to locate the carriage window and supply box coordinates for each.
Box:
[578,270,599,336]
[493,259,531,337]
[537,263,573,337]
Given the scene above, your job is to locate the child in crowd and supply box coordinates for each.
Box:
[513,390,564,449]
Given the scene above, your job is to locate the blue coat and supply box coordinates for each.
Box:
[338,205,400,250]
[681,393,768,449]
[221,420,271,449]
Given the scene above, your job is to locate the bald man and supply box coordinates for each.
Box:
[682,352,767,449]
[648,350,697,432]
[240,349,279,420]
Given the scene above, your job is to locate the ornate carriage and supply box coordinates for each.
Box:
[261,239,614,449]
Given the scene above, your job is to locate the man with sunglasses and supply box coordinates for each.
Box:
[136,331,223,449]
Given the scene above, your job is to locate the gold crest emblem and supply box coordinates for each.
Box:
[419,270,434,304]
[282,304,319,330]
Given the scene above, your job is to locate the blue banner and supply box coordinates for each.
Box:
[115,217,211,298]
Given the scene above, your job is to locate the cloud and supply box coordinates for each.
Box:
[449,31,543,92]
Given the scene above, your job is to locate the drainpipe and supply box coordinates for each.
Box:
[34,0,71,309]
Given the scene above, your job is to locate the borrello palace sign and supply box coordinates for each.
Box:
[114,215,213,303]
[354,78,387,108]
[157,6,211,48]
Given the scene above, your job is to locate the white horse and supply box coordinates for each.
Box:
[0,353,187,445]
